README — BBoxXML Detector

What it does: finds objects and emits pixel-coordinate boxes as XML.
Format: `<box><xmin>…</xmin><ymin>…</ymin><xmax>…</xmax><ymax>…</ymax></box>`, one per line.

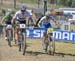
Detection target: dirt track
<box><xmin>0</xmin><ymin>36</ymin><xmax>75</xmax><ymax>61</ymax></box>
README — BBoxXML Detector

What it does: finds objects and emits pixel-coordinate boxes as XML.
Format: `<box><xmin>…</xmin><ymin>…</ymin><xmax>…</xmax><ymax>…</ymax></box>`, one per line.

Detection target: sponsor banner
<box><xmin>53</xmin><ymin>30</ymin><xmax>75</xmax><ymax>42</ymax></box>
<box><xmin>26</xmin><ymin>28</ymin><xmax>45</xmax><ymax>38</ymax></box>
<box><xmin>26</xmin><ymin>28</ymin><xmax>75</xmax><ymax>42</ymax></box>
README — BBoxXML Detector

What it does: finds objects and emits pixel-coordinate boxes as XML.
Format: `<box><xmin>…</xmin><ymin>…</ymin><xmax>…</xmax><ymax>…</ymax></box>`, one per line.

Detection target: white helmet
<box><xmin>45</xmin><ymin>11</ymin><xmax>51</xmax><ymax>17</ymax></box>
<box><xmin>6</xmin><ymin>9</ymin><xmax>12</xmax><ymax>15</ymax></box>
<box><xmin>21</xmin><ymin>3</ymin><xmax>27</xmax><ymax>11</ymax></box>
<box><xmin>7</xmin><ymin>9</ymin><xmax>12</xmax><ymax>12</ymax></box>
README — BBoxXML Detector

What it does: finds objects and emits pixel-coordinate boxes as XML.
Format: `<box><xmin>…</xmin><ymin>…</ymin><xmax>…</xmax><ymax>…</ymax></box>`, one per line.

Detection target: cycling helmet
<box><xmin>45</xmin><ymin>11</ymin><xmax>51</xmax><ymax>17</ymax></box>
<box><xmin>45</xmin><ymin>11</ymin><xmax>55</xmax><ymax>20</ymax></box>
<box><xmin>7</xmin><ymin>9</ymin><xmax>12</xmax><ymax>12</ymax></box>
<box><xmin>21</xmin><ymin>3</ymin><xmax>27</xmax><ymax>12</ymax></box>
<box><xmin>6</xmin><ymin>9</ymin><xmax>12</xmax><ymax>15</ymax></box>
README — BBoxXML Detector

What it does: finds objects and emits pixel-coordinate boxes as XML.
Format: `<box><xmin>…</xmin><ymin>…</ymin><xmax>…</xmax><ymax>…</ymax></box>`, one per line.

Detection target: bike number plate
<box><xmin>19</xmin><ymin>24</ymin><xmax>26</xmax><ymax>28</ymax></box>
<box><xmin>47</xmin><ymin>28</ymin><xmax>53</xmax><ymax>33</ymax></box>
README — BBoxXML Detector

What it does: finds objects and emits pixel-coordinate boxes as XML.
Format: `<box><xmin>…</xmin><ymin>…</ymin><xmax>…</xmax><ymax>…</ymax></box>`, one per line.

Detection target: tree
<box><xmin>50</xmin><ymin>0</ymin><xmax>55</xmax><ymax>4</ymax></box>
<box><xmin>14</xmin><ymin>0</ymin><xmax>16</xmax><ymax>9</ymax></box>
<box><xmin>44</xmin><ymin>0</ymin><xmax>47</xmax><ymax>15</ymax></box>
<box><xmin>71</xmin><ymin>0</ymin><xmax>75</xmax><ymax>7</ymax></box>
<box><xmin>37</xmin><ymin>0</ymin><xmax>40</xmax><ymax>8</ymax></box>
<box><xmin>0</xmin><ymin>0</ymin><xmax>3</xmax><ymax>5</ymax></box>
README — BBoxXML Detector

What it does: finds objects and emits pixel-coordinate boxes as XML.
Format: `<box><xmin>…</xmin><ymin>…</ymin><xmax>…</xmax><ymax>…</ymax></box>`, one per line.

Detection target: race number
<box><xmin>19</xmin><ymin>24</ymin><xmax>26</xmax><ymax>28</ymax></box>
<box><xmin>47</xmin><ymin>28</ymin><xmax>53</xmax><ymax>33</ymax></box>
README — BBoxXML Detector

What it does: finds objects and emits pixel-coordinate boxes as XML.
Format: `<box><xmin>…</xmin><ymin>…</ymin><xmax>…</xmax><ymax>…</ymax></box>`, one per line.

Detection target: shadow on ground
<box><xmin>25</xmin><ymin>51</ymin><xmax>75</xmax><ymax>57</ymax></box>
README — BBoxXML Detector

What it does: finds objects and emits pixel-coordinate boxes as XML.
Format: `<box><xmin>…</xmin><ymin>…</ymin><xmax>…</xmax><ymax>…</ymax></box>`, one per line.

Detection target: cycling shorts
<box><xmin>5</xmin><ymin>20</ymin><xmax>11</xmax><ymax>24</ymax></box>
<box><xmin>16</xmin><ymin>19</ymin><xmax>26</xmax><ymax>24</ymax></box>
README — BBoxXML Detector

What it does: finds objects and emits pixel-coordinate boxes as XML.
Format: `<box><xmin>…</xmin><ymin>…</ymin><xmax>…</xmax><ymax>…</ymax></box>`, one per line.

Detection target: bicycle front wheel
<box><xmin>48</xmin><ymin>37</ymin><xmax>55</xmax><ymax>55</ymax></box>
<box><xmin>22</xmin><ymin>31</ymin><xmax>26</xmax><ymax>55</ymax></box>
<box><xmin>7</xmin><ymin>30</ymin><xmax>12</xmax><ymax>47</ymax></box>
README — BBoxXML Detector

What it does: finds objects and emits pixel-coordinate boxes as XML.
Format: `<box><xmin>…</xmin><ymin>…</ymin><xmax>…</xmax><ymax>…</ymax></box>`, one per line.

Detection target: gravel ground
<box><xmin>0</xmin><ymin>37</ymin><xmax>75</xmax><ymax>61</ymax></box>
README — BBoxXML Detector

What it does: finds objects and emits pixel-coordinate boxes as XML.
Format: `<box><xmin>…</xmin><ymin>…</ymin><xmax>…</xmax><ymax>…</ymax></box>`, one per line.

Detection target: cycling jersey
<box><xmin>13</xmin><ymin>10</ymin><xmax>32</xmax><ymax>24</ymax></box>
<box><xmin>39</xmin><ymin>16</ymin><xmax>54</xmax><ymax>28</ymax></box>
<box><xmin>2</xmin><ymin>14</ymin><xmax>12</xmax><ymax>24</ymax></box>
<box><xmin>41</xmin><ymin>23</ymin><xmax>52</xmax><ymax>28</ymax></box>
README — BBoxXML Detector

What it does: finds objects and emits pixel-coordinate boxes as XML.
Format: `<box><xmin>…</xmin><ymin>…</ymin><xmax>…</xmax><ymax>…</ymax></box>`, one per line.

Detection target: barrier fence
<box><xmin>25</xmin><ymin>28</ymin><xmax>75</xmax><ymax>42</ymax></box>
<box><xmin>0</xmin><ymin>25</ymin><xmax>75</xmax><ymax>43</ymax></box>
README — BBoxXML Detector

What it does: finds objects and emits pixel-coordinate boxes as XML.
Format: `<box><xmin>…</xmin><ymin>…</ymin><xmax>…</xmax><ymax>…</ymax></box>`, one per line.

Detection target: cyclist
<box><xmin>11</xmin><ymin>4</ymin><xmax>34</xmax><ymax>42</ymax></box>
<box><xmin>1</xmin><ymin>9</ymin><xmax>13</xmax><ymax>40</ymax></box>
<box><xmin>38</xmin><ymin>11</ymin><xmax>56</xmax><ymax>52</ymax></box>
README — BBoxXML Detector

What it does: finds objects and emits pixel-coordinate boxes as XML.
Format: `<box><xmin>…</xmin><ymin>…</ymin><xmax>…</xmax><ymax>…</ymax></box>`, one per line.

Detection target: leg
<box><xmin>48</xmin><ymin>33</ymin><xmax>55</xmax><ymax>55</ymax></box>
<box><xmin>15</xmin><ymin>26</ymin><xmax>19</xmax><ymax>41</ymax></box>
<box><xmin>42</xmin><ymin>32</ymin><xmax>48</xmax><ymax>52</ymax></box>
<box><xmin>48</xmin><ymin>33</ymin><xmax>52</xmax><ymax>55</ymax></box>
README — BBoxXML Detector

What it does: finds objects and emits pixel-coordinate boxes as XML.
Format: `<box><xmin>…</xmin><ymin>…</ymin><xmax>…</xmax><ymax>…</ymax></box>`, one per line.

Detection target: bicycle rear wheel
<box><xmin>22</xmin><ymin>31</ymin><xmax>26</xmax><ymax>55</ymax></box>
<box><xmin>7</xmin><ymin>30</ymin><xmax>12</xmax><ymax>47</ymax></box>
<box><xmin>18</xmin><ymin>30</ymin><xmax>26</xmax><ymax>55</ymax></box>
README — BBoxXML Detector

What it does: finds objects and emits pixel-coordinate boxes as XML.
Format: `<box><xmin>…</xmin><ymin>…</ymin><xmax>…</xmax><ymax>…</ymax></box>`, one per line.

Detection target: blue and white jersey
<box><xmin>39</xmin><ymin>16</ymin><xmax>54</xmax><ymax>24</ymax></box>
<box><xmin>38</xmin><ymin>16</ymin><xmax>55</xmax><ymax>28</ymax></box>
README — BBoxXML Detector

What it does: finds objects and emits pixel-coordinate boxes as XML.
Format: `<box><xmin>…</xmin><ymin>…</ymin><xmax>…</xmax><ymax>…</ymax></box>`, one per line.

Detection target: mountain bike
<box><xmin>18</xmin><ymin>23</ymin><xmax>26</xmax><ymax>55</ymax></box>
<box><xmin>47</xmin><ymin>28</ymin><xmax>55</xmax><ymax>55</ymax></box>
<box><xmin>42</xmin><ymin>28</ymin><xmax>55</xmax><ymax>55</ymax></box>
<box><xmin>6</xmin><ymin>24</ymin><xmax>13</xmax><ymax>47</ymax></box>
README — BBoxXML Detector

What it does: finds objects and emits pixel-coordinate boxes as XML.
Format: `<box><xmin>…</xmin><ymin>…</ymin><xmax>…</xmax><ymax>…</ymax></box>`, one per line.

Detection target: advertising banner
<box><xmin>26</xmin><ymin>28</ymin><xmax>75</xmax><ymax>42</ymax></box>
<box><xmin>26</xmin><ymin>28</ymin><xmax>45</xmax><ymax>38</ymax></box>
<box><xmin>53</xmin><ymin>30</ymin><xmax>75</xmax><ymax>42</ymax></box>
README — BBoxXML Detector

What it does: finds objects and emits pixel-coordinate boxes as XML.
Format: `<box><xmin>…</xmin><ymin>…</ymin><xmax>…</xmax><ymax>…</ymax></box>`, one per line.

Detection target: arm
<box><xmin>38</xmin><ymin>16</ymin><xmax>45</xmax><ymax>27</ymax></box>
<box><xmin>50</xmin><ymin>16</ymin><xmax>58</xmax><ymax>25</ymax></box>
<box><xmin>1</xmin><ymin>15</ymin><xmax>8</xmax><ymax>24</ymax></box>
<box><xmin>27</xmin><ymin>10</ymin><xmax>34</xmax><ymax>26</ymax></box>
<box><xmin>38</xmin><ymin>19</ymin><xmax>42</xmax><ymax>27</ymax></box>
<box><xmin>28</xmin><ymin>16</ymin><xmax>34</xmax><ymax>25</ymax></box>
<box><xmin>11</xmin><ymin>11</ymin><xmax>18</xmax><ymax>24</ymax></box>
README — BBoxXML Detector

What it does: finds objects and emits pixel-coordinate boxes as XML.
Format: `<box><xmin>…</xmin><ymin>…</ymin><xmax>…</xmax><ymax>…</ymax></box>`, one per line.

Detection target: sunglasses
<box><xmin>21</xmin><ymin>10</ymin><xmax>26</xmax><ymax>12</ymax></box>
